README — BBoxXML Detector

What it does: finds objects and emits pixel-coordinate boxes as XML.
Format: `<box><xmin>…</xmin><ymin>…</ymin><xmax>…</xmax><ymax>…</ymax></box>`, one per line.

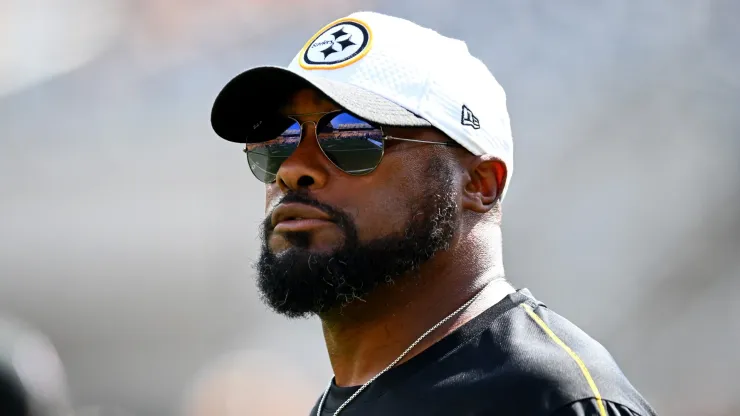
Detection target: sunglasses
<box><xmin>243</xmin><ymin>110</ymin><xmax>461</xmax><ymax>183</ymax></box>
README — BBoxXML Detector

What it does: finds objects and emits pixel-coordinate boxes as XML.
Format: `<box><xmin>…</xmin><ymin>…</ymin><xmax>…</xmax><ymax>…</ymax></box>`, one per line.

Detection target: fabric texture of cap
<box><xmin>210</xmin><ymin>11</ymin><xmax>514</xmax><ymax>199</ymax></box>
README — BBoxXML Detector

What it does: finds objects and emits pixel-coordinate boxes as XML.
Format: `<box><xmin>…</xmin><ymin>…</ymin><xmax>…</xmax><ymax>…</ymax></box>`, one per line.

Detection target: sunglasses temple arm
<box><xmin>384</xmin><ymin>136</ymin><xmax>464</xmax><ymax>147</ymax></box>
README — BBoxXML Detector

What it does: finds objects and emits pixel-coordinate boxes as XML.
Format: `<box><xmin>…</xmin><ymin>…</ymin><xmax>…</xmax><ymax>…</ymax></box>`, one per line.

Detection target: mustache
<box><xmin>263</xmin><ymin>191</ymin><xmax>352</xmax><ymax>232</ymax></box>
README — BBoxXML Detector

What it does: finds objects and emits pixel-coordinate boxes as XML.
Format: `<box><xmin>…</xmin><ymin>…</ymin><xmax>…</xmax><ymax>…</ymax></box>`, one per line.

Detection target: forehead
<box><xmin>278</xmin><ymin>88</ymin><xmax>338</xmax><ymax>115</ymax></box>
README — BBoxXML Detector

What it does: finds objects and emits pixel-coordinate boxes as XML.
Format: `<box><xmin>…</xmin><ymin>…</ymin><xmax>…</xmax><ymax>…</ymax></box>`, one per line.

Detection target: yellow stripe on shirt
<box><xmin>520</xmin><ymin>303</ymin><xmax>607</xmax><ymax>416</ymax></box>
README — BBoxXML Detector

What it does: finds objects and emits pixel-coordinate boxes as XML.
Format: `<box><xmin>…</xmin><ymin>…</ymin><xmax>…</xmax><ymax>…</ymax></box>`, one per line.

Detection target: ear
<box><xmin>461</xmin><ymin>157</ymin><xmax>507</xmax><ymax>214</ymax></box>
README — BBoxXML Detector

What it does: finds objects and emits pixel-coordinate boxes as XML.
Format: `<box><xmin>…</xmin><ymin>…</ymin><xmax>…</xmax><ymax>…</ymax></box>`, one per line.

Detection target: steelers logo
<box><xmin>299</xmin><ymin>18</ymin><xmax>372</xmax><ymax>69</ymax></box>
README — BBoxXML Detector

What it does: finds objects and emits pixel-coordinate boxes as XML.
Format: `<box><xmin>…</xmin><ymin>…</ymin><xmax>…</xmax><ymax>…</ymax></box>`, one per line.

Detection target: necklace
<box><xmin>315</xmin><ymin>286</ymin><xmax>488</xmax><ymax>416</ymax></box>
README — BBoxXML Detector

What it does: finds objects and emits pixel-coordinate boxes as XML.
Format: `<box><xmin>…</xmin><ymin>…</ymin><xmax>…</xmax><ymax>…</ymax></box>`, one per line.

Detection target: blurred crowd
<box><xmin>1</xmin><ymin>0</ymin><xmax>739</xmax><ymax>415</ymax></box>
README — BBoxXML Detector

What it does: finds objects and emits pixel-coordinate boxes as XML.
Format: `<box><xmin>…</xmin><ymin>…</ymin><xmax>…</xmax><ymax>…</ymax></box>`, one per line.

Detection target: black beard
<box><xmin>255</xmin><ymin>159</ymin><xmax>458</xmax><ymax>318</ymax></box>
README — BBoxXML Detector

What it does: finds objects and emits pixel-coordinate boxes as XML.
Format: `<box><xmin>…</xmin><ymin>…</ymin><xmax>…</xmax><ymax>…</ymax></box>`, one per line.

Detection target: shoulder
<box><xmin>550</xmin><ymin>398</ymin><xmax>652</xmax><ymax>416</ymax></box>
<box><xmin>465</xmin><ymin>289</ymin><xmax>657</xmax><ymax>415</ymax></box>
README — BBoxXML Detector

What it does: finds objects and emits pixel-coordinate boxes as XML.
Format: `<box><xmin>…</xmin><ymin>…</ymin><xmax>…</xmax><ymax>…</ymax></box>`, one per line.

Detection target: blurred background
<box><xmin>0</xmin><ymin>0</ymin><xmax>738</xmax><ymax>415</ymax></box>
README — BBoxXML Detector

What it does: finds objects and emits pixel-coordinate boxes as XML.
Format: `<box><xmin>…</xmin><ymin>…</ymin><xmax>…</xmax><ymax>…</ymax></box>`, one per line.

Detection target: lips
<box><xmin>271</xmin><ymin>203</ymin><xmax>334</xmax><ymax>232</ymax></box>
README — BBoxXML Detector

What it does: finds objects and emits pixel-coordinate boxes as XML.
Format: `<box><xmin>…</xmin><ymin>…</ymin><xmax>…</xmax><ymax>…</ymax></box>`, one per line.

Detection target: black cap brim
<box><xmin>210</xmin><ymin>66</ymin><xmax>430</xmax><ymax>143</ymax></box>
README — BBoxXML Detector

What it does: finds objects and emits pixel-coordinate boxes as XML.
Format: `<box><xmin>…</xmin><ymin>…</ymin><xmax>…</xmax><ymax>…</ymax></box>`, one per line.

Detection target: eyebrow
<box><xmin>285</xmin><ymin>110</ymin><xmax>339</xmax><ymax>117</ymax></box>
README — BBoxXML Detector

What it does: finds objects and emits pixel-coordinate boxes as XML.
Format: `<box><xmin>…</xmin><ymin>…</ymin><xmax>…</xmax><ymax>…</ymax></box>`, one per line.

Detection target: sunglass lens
<box><xmin>245</xmin><ymin>117</ymin><xmax>300</xmax><ymax>183</ymax></box>
<box><xmin>317</xmin><ymin>112</ymin><xmax>384</xmax><ymax>175</ymax></box>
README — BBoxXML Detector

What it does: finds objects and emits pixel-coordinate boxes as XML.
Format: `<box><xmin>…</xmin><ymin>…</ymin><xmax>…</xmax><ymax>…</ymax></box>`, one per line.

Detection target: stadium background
<box><xmin>1</xmin><ymin>0</ymin><xmax>738</xmax><ymax>415</ymax></box>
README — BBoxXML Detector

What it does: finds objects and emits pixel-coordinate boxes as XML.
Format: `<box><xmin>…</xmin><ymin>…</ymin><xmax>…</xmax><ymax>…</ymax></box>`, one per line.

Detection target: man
<box><xmin>209</xmin><ymin>11</ymin><xmax>657</xmax><ymax>416</ymax></box>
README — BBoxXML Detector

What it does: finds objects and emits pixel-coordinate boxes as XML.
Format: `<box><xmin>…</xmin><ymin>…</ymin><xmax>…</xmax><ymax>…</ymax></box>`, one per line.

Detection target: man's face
<box><xmin>256</xmin><ymin>88</ymin><xmax>462</xmax><ymax>318</ymax></box>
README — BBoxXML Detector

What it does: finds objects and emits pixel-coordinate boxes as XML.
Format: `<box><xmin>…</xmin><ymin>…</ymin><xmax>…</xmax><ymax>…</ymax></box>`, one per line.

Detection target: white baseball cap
<box><xmin>211</xmin><ymin>11</ymin><xmax>514</xmax><ymax>199</ymax></box>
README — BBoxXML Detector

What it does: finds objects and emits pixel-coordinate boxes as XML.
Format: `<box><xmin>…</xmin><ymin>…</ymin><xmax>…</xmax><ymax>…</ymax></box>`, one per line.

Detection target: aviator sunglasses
<box><xmin>244</xmin><ymin>110</ymin><xmax>462</xmax><ymax>183</ymax></box>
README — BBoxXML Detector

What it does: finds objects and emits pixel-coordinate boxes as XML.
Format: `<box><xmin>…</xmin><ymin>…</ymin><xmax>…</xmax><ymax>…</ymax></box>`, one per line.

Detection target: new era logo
<box><xmin>461</xmin><ymin>105</ymin><xmax>480</xmax><ymax>129</ymax></box>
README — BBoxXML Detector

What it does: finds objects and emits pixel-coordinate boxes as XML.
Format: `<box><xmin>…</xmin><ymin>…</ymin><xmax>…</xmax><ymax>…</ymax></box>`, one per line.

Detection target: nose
<box><xmin>274</xmin><ymin>122</ymin><xmax>330</xmax><ymax>192</ymax></box>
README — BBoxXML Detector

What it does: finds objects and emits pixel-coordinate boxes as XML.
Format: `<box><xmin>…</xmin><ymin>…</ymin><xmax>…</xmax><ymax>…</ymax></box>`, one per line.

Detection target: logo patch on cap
<box><xmin>299</xmin><ymin>18</ymin><xmax>372</xmax><ymax>70</ymax></box>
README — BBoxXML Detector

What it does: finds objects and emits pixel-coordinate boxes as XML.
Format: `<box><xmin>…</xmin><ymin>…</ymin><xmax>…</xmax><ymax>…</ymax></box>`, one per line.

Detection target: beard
<box><xmin>255</xmin><ymin>158</ymin><xmax>458</xmax><ymax>318</ymax></box>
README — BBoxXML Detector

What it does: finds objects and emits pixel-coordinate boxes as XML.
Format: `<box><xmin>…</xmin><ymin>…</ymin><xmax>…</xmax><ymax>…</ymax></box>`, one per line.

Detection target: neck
<box><xmin>319</xmin><ymin>230</ymin><xmax>506</xmax><ymax>387</ymax></box>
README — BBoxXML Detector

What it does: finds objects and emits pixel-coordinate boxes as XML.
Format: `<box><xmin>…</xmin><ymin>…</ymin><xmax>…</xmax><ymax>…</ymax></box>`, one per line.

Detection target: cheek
<box><xmin>264</xmin><ymin>184</ymin><xmax>280</xmax><ymax>214</ymax></box>
<box><xmin>354</xmin><ymin>194</ymin><xmax>410</xmax><ymax>240</ymax></box>
<box><xmin>341</xmin><ymin>163</ymin><xmax>422</xmax><ymax>241</ymax></box>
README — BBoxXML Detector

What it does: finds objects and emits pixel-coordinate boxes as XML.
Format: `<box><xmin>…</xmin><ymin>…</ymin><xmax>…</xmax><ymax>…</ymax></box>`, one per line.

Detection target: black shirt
<box><xmin>310</xmin><ymin>289</ymin><xmax>657</xmax><ymax>416</ymax></box>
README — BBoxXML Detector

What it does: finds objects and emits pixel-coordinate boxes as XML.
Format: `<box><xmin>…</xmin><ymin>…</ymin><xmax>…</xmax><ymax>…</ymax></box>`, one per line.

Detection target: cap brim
<box><xmin>211</xmin><ymin>66</ymin><xmax>431</xmax><ymax>143</ymax></box>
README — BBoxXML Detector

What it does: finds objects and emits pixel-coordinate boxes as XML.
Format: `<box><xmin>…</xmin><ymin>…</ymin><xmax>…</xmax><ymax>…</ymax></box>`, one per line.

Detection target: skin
<box><xmin>264</xmin><ymin>88</ymin><xmax>508</xmax><ymax>387</ymax></box>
